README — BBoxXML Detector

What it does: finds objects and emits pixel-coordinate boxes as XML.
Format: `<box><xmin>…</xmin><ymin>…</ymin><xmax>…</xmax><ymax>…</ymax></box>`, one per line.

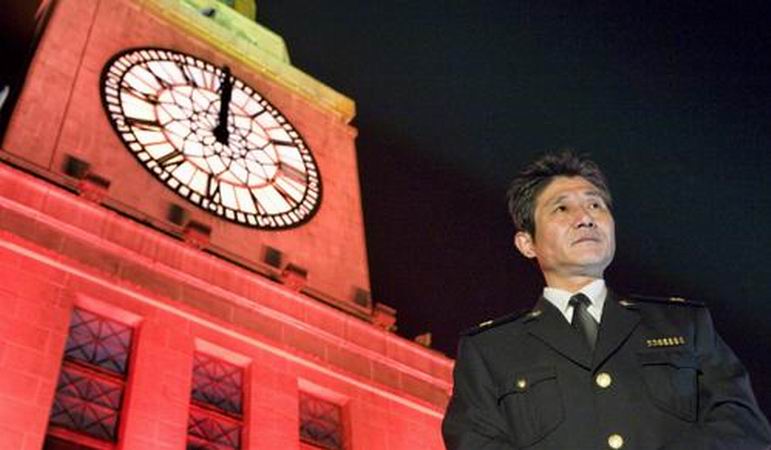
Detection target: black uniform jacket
<box><xmin>442</xmin><ymin>292</ymin><xmax>771</xmax><ymax>449</ymax></box>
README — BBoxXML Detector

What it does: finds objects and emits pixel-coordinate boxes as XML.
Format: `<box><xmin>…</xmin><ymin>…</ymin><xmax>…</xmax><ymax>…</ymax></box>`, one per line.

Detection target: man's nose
<box><xmin>575</xmin><ymin>208</ymin><xmax>596</xmax><ymax>228</ymax></box>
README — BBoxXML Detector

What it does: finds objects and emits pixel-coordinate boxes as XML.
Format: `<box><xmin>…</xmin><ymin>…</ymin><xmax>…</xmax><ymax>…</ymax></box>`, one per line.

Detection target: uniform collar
<box><xmin>542</xmin><ymin>279</ymin><xmax>607</xmax><ymax>324</ymax></box>
<box><xmin>525</xmin><ymin>290</ymin><xmax>642</xmax><ymax>370</ymax></box>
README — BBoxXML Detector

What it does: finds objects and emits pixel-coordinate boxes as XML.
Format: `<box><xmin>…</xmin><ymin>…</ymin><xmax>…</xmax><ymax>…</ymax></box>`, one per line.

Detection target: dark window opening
<box><xmin>46</xmin><ymin>308</ymin><xmax>134</xmax><ymax>448</ymax></box>
<box><xmin>299</xmin><ymin>392</ymin><xmax>345</xmax><ymax>450</ymax></box>
<box><xmin>187</xmin><ymin>352</ymin><xmax>245</xmax><ymax>449</ymax></box>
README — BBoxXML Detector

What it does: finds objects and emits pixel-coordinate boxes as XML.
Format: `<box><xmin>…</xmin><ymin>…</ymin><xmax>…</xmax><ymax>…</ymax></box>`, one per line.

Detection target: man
<box><xmin>442</xmin><ymin>151</ymin><xmax>771</xmax><ymax>449</ymax></box>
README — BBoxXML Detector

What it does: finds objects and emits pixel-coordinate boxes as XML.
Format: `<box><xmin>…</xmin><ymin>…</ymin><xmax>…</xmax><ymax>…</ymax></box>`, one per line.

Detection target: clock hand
<box><xmin>213</xmin><ymin>65</ymin><xmax>233</xmax><ymax>145</ymax></box>
<box><xmin>268</xmin><ymin>139</ymin><xmax>294</xmax><ymax>147</ymax></box>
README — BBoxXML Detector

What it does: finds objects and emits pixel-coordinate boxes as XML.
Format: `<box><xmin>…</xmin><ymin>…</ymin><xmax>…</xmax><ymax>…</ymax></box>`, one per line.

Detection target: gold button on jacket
<box><xmin>608</xmin><ymin>433</ymin><xmax>624</xmax><ymax>449</ymax></box>
<box><xmin>596</xmin><ymin>372</ymin><xmax>612</xmax><ymax>388</ymax></box>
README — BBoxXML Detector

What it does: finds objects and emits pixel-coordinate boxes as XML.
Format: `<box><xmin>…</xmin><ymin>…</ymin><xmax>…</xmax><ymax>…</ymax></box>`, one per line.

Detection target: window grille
<box><xmin>299</xmin><ymin>392</ymin><xmax>344</xmax><ymax>450</ymax></box>
<box><xmin>187</xmin><ymin>352</ymin><xmax>244</xmax><ymax>449</ymax></box>
<box><xmin>47</xmin><ymin>308</ymin><xmax>134</xmax><ymax>447</ymax></box>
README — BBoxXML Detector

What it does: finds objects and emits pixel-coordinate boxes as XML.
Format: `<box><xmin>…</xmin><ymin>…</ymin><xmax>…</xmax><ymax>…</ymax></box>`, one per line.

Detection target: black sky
<box><xmin>3</xmin><ymin>0</ymin><xmax>771</xmax><ymax>414</ymax></box>
<box><xmin>257</xmin><ymin>1</ymin><xmax>771</xmax><ymax>414</ymax></box>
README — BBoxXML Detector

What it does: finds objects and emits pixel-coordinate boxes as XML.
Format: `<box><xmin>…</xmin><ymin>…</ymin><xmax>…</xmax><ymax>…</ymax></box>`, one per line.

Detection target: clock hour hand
<box><xmin>213</xmin><ymin>65</ymin><xmax>233</xmax><ymax>145</ymax></box>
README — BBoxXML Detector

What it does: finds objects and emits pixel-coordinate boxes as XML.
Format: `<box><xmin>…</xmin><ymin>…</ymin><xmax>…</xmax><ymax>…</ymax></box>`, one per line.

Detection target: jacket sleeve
<box><xmin>661</xmin><ymin>307</ymin><xmax>771</xmax><ymax>450</ymax></box>
<box><xmin>442</xmin><ymin>335</ymin><xmax>517</xmax><ymax>449</ymax></box>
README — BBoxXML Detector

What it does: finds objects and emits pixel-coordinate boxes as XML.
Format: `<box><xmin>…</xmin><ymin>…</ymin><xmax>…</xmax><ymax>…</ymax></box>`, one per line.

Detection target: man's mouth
<box><xmin>573</xmin><ymin>236</ymin><xmax>601</xmax><ymax>245</ymax></box>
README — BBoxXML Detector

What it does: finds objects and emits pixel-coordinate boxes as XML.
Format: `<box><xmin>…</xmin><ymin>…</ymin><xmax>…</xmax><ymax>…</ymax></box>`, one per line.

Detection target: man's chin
<box><xmin>571</xmin><ymin>248</ymin><xmax>611</xmax><ymax>262</ymax></box>
<box><xmin>572</xmin><ymin>255</ymin><xmax>613</xmax><ymax>272</ymax></box>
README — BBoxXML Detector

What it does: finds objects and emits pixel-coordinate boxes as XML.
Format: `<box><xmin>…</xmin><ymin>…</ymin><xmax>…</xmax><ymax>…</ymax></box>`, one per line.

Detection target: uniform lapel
<box><xmin>592</xmin><ymin>291</ymin><xmax>641</xmax><ymax>368</ymax></box>
<box><xmin>525</xmin><ymin>297</ymin><xmax>592</xmax><ymax>370</ymax></box>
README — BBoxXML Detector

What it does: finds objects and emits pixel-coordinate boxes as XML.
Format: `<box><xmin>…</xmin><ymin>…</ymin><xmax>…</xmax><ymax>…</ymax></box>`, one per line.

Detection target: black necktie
<box><xmin>569</xmin><ymin>293</ymin><xmax>598</xmax><ymax>351</ymax></box>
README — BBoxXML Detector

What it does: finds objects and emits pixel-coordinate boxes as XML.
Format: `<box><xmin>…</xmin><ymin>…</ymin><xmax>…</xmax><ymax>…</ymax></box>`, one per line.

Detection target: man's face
<box><xmin>514</xmin><ymin>176</ymin><xmax>616</xmax><ymax>284</ymax></box>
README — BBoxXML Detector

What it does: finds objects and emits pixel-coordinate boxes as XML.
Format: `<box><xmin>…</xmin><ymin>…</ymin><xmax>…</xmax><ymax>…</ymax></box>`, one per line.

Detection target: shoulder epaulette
<box><xmin>461</xmin><ymin>310</ymin><xmax>528</xmax><ymax>336</ymax></box>
<box><xmin>624</xmin><ymin>294</ymin><xmax>705</xmax><ymax>307</ymax></box>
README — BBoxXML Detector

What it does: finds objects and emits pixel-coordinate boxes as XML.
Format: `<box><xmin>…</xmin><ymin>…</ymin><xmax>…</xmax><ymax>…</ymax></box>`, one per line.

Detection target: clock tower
<box><xmin>2</xmin><ymin>0</ymin><xmax>371</xmax><ymax>313</ymax></box>
<box><xmin>0</xmin><ymin>1</ymin><xmax>451</xmax><ymax>449</ymax></box>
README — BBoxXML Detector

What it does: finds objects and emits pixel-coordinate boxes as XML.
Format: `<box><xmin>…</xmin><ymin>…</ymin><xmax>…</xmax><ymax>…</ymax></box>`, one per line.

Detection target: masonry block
<box><xmin>42</xmin><ymin>190</ymin><xmax>108</xmax><ymax>237</ymax></box>
<box><xmin>60</xmin><ymin>236</ymin><xmax>122</xmax><ymax>276</ymax></box>
<box><xmin>120</xmin><ymin>260</ymin><xmax>182</xmax><ymax>302</ymax></box>
<box><xmin>121</xmin><ymin>318</ymin><xmax>193</xmax><ymax>450</ymax></box>
<box><xmin>8</xmin><ymin>218</ymin><xmax>66</xmax><ymax>255</ymax></box>
<box><xmin>344</xmin><ymin>318</ymin><xmax>387</xmax><ymax>354</ymax></box>
<box><xmin>0</xmin><ymin>318</ymin><xmax>51</xmax><ymax>351</ymax></box>
<box><xmin>102</xmin><ymin>217</ymin><xmax>160</xmax><ymax>260</ymax></box>
<box><xmin>282</xmin><ymin>326</ymin><xmax>327</xmax><ymax>362</ymax></box>
<box><xmin>348</xmin><ymin>402</ymin><xmax>389</xmax><ymax>450</ymax></box>
<box><xmin>0</xmin><ymin>293</ymin><xmax>19</xmax><ymax>320</ymax></box>
<box><xmin>1</xmin><ymin>343</ymin><xmax>58</xmax><ymax>379</ymax></box>
<box><xmin>401</xmin><ymin>373</ymin><xmax>450</xmax><ymax>408</ymax></box>
<box><xmin>247</xmin><ymin>365</ymin><xmax>299</xmax><ymax>449</ymax></box>
<box><xmin>370</xmin><ymin>360</ymin><xmax>401</xmax><ymax>391</ymax></box>
<box><xmin>431</xmin><ymin>358</ymin><xmax>454</xmax><ymax>381</ymax></box>
<box><xmin>303</xmin><ymin>304</ymin><xmax>346</xmax><ymax>339</ymax></box>
<box><xmin>0</xmin><ymin>369</ymin><xmax>40</xmax><ymax>403</ymax></box>
<box><xmin>179</xmin><ymin>284</ymin><xmax>234</xmax><ymax>323</ymax></box>
<box><xmin>0</xmin><ymin>239</ymin><xmax>65</xmax><ymax>279</ymax></box>
<box><xmin>231</xmin><ymin>307</ymin><xmax>284</xmax><ymax>343</ymax></box>
<box><xmin>327</xmin><ymin>344</ymin><xmax>371</xmax><ymax>379</ymax></box>
<box><xmin>0</xmin><ymin>207</ymin><xmax>41</xmax><ymax>246</ymax></box>
<box><xmin>0</xmin><ymin>398</ymin><xmax>42</xmax><ymax>436</ymax></box>
<box><xmin>0</xmin><ymin>265</ymin><xmax>65</xmax><ymax>307</ymax></box>
<box><xmin>0</xmin><ymin>424</ymin><xmax>25</xmax><ymax>450</ymax></box>
<box><xmin>35</xmin><ymin>379</ymin><xmax>57</xmax><ymax>409</ymax></box>
<box><xmin>245</xmin><ymin>283</ymin><xmax>306</xmax><ymax>323</ymax></box>
<box><xmin>387</xmin><ymin>338</ymin><xmax>433</xmax><ymax>374</ymax></box>
<box><xmin>0</xmin><ymin>168</ymin><xmax>48</xmax><ymax>211</ymax></box>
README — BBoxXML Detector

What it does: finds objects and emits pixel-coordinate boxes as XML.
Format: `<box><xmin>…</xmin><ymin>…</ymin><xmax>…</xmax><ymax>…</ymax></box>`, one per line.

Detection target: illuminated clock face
<box><xmin>100</xmin><ymin>48</ymin><xmax>322</xmax><ymax>229</ymax></box>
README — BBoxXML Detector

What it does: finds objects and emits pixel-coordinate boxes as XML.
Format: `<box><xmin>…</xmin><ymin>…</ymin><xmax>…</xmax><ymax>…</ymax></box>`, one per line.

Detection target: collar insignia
<box><xmin>526</xmin><ymin>309</ymin><xmax>543</xmax><ymax>319</ymax></box>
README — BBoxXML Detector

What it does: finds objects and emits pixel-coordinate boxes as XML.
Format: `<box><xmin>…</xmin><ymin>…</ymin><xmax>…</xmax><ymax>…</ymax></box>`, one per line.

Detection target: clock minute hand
<box><xmin>213</xmin><ymin>65</ymin><xmax>233</xmax><ymax>145</ymax></box>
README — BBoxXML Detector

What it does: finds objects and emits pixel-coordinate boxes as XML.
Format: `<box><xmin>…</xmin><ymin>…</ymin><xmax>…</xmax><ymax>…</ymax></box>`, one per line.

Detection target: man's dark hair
<box><xmin>506</xmin><ymin>150</ymin><xmax>612</xmax><ymax>235</ymax></box>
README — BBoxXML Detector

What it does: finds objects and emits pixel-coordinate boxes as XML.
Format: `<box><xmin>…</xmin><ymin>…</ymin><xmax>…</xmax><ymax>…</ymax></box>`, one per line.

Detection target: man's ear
<box><xmin>514</xmin><ymin>231</ymin><xmax>537</xmax><ymax>259</ymax></box>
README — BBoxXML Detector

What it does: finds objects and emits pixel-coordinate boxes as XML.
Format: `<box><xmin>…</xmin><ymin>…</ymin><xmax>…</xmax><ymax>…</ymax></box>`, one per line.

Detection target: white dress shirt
<box><xmin>542</xmin><ymin>279</ymin><xmax>607</xmax><ymax>325</ymax></box>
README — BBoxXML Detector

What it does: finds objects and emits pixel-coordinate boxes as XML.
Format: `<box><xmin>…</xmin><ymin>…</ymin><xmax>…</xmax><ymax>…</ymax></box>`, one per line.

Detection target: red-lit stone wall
<box><xmin>0</xmin><ymin>0</ymin><xmax>454</xmax><ymax>448</ymax></box>
<box><xmin>2</xmin><ymin>0</ymin><xmax>371</xmax><ymax>308</ymax></box>
<box><xmin>0</xmin><ymin>163</ymin><xmax>451</xmax><ymax>449</ymax></box>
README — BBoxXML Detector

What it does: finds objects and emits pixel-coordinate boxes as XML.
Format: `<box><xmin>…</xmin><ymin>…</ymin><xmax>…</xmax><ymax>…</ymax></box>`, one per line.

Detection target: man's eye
<box><xmin>554</xmin><ymin>205</ymin><xmax>567</xmax><ymax>213</ymax></box>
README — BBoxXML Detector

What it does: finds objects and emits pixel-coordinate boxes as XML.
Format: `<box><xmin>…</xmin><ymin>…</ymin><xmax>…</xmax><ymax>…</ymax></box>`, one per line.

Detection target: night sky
<box><xmin>4</xmin><ymin>1</ymin><xmax>771</xmax><ymax>415</ymax></box>
<box><xmin>257</xmin><ymin>1</ymin><xmax>771</xmax><ymax>415</ymax></box>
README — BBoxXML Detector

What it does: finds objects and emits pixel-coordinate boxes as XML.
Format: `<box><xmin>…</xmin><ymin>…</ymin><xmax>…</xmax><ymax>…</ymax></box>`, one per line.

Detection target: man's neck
<box><xmin>543</xmin><ymin>274</ymin><xmax>603</xmax><ymax>293</ymax></box>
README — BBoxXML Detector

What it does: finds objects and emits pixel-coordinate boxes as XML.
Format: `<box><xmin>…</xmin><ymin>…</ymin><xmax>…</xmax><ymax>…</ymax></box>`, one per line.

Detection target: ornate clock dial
<box><xmin>100</xmin><ymin>48</ymin><xmax>322</xmax><ymax>229</ymax></box>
